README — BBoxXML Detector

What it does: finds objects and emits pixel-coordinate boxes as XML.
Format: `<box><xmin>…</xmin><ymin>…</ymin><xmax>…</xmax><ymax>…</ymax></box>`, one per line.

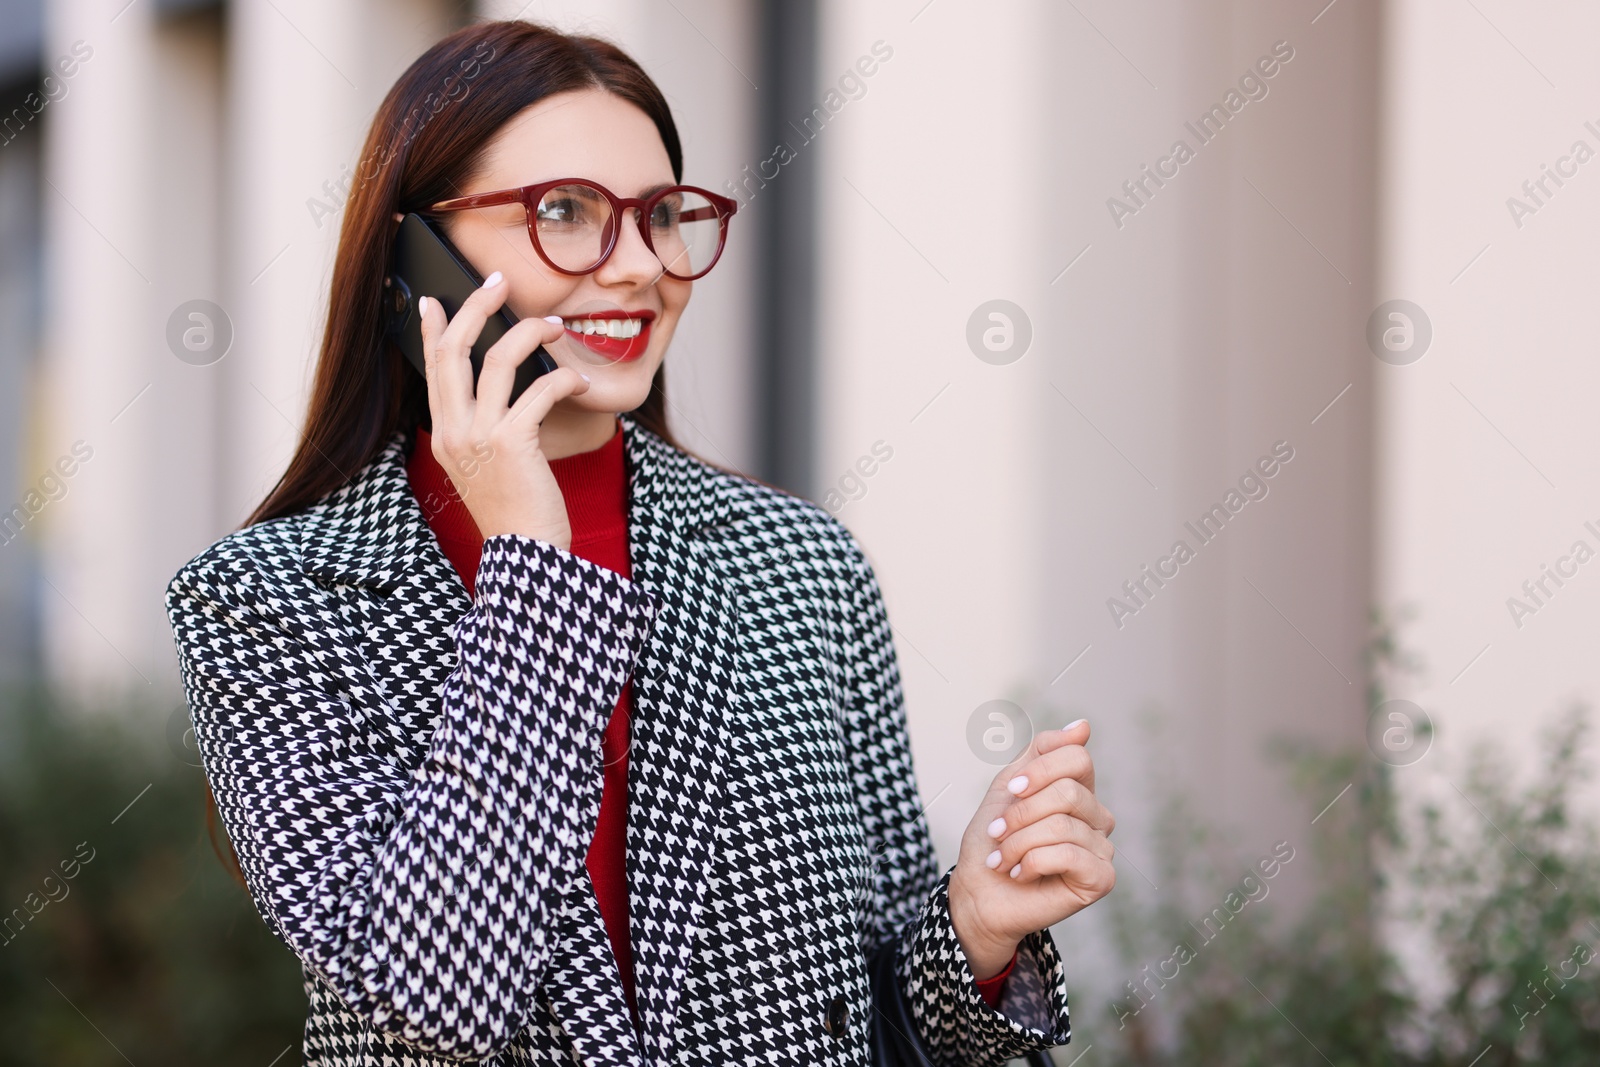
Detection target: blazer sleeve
<box><xmin>164</xmin><ymin>532</ymin><xmax>658</xmax><ymax>1060</ymax></box>
<box><xmin>836</xmin><ymin>536</ymin><xmax>1073</xmax><ymax>1066</ymax></box>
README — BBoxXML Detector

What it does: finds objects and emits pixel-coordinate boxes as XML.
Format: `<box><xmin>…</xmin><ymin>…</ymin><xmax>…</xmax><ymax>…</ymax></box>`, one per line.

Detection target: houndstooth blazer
<box><xmin>164</xmin><ymin>412</ymin><xmax>1073</xmax><ymax>1066</ymax></box>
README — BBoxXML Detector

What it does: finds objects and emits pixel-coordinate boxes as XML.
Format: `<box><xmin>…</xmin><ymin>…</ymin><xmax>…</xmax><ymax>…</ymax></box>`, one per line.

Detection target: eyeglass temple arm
<box><xmin>429</xmin><ymin>189</ymin><xmax>526</xmax><ymax>212</ymax></box>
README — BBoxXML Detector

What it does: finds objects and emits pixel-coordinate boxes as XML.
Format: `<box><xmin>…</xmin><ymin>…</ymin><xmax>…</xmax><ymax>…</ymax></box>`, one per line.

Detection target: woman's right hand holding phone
<box><xmin>416</xmin><ymin>272</ymin><xmax>589</xmax><ymax>552</ymax></box>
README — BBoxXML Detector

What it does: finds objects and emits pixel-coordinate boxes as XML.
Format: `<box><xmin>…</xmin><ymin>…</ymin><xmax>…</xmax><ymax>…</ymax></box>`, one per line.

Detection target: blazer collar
<box><xmin>299</xmin><ymin>411</ymin><xmax>747</xmax><ymax>592</ymax></box>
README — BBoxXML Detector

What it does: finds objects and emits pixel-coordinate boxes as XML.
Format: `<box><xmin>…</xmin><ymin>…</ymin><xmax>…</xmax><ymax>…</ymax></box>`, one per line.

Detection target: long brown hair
<box><xmin>211</xmin><ymin>21</ymin><xmax>693</xmax><ymax>889</ymax></box>
<box><xmin>246</xmin><ymin>19</ymin><xmax>684</xmax><ymax>528</ymax></box>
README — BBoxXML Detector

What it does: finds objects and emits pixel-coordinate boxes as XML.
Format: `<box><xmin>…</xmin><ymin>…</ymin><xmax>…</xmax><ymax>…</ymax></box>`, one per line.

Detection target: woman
<box><xmin>164</xmin><ymin>20</ymin><xmax>1115</xmax><ymax>1067</ymax></box>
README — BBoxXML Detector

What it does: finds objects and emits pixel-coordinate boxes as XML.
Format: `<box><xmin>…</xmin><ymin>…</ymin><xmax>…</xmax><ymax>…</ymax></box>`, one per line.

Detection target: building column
<box><xmin>39</xmin><ymin>0</ymin><xmax>161</xmax><ymax>699</ymax></box>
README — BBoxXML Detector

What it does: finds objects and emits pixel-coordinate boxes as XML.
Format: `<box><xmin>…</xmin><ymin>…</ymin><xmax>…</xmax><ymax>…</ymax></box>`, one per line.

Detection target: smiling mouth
<box><xmin>561</xmin><ymin>316</ymin><xmax>646</xmax><ymax>338</ymax></box>
<box><xmin>557</xmin><ymin>310</ymin><xmax>656</xmax><ymax>362</ymax></box>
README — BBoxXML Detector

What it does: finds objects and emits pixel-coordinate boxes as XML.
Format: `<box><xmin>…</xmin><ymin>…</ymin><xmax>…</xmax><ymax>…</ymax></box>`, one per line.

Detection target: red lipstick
<box><xmin>560</xmin><ymin>309</ymin><xmax>656</xmax><ymax>362</ymax></box>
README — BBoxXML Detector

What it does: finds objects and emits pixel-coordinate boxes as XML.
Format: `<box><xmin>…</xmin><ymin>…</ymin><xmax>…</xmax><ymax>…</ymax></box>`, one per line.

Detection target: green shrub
<box><xmin>0</xmin><ymin>681</ymin><xmax>304</xmax><ymax>1065</ymax></box>
<box><xmin>1404</xmin><ymin>707</ymin><xmax>1600</xmax><ymax>1065</ymax></box>
<box><xmin>1096</xmin><ymin>621</ymin><xmax>1600</xmax><ymax>1066</ymax></box>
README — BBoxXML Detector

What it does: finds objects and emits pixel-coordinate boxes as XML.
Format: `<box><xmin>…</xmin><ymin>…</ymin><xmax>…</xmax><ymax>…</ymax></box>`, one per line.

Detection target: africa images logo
<box><xmin>1105</xmin><ymin>40</ymin><xmax>1295</xmax><ymax>230</ymax></box>
<box><xmin>721</xmin><ymin>41</ymin><xmax>894</xmax><ymax>211</ymax></box>
<box><xmin>1106</xmin><ymin>441</ymin><xmax>1296</xmax><ymax>629</ymax></box>
<box><xmin>1504</xmin><ymin>522</ymin><xmax>1600</xmax><ymax>630</ymax></box>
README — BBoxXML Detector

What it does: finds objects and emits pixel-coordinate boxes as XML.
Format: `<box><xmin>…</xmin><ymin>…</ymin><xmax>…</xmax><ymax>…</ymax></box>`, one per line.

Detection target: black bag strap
<box><xmin>867</xmin><ymin>939</ymin><xmax>1058</xmax><ymax>1066</ymax></box>
<box><xmin>868</xmin><ymin>938</ymin><xmax>933</xmax><ymax>1066</ymax></box>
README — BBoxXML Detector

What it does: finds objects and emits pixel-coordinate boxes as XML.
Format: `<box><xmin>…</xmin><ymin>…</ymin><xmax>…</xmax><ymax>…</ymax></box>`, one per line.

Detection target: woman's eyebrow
<box><xmin>500</xmin><ymin>180</ymin><xmax>674</xmax><ymax>198</ymax></box>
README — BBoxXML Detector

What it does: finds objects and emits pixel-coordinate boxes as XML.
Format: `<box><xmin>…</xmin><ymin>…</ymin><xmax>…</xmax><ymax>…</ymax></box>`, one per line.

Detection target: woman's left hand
<box><xmin>946</xmin><ymin>719</ymin><xmax>1116</xmax><ymax>980</ymax></box>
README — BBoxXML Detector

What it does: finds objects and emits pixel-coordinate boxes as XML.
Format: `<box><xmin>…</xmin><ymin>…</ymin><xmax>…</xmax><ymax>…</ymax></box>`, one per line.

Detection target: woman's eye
<box><xmin>538</xmin><ymin>199</ymin><xmax>579</xmax><ymax>224</ymax></box>
<box><xmin>650</xmin><ymin>201</ymin><xmax>681</xmax><ymax>230</ymax></box>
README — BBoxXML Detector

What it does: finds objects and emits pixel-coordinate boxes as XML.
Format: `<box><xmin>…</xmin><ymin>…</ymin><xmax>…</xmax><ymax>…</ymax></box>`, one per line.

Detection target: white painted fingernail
<box><xmin>580</xmin><ymin>373</ymin><xmax>591</xmax><ymax>382</ymax></box>
<box><xmin>987</xmin><ymin>818</ymin><xmax>1006</xmax><ymax>838</ymax></box>
<box><xmin>1007</xmin><ymin>776</ymin><xmax>1028</xmax><ymax>795</ymax></box>
<box><xmin>543</xmin><ymin>315</ymin><xmax>564</xmax><ymax>324</ymax></box>
<box><xmin>416</xmin><ymin>296</ymin><xmax>429</xmax><ymax>317</ymax></box>
<box><xmin>985</xmin><ymin>850</ymin><xmax>1001</xmax><ymax>869</ymax></box>
<box><xmin>482</xmin><ymin>271</ymin><xmax>502</xmax><ymax>288</ymax></box>
<box><xmin>1009</xmin><ymin>864</ymin><xmax>1022</xmax><ymax>878</ymax></box>
<box><xmin>1066</xmin><ymin>718</ymin><xmax>1087</xmax><ymax>730</ymax></box>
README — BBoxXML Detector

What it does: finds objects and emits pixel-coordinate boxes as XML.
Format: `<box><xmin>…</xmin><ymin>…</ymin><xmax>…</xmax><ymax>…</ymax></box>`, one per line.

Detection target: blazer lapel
<box><xmin>294</xmin><ymin>431</ymin><xmax>474</xmax><ymax>761</ymax></box>
<box><xmin>618</xmin><ymin>414</ymin><xmax>747</xmax><ymax>1064</ymax></box>
<box><xmin>298</xmin><ymin>430</ymin><xmax>437</xmax><ymax>596</ymax></box>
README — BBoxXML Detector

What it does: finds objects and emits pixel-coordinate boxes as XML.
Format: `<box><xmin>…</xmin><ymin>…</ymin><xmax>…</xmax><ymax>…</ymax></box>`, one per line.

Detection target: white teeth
<box><xmin>562</xmin><ymin>317</ymin><xmax>644</xmax><ymax>338</ymax></box>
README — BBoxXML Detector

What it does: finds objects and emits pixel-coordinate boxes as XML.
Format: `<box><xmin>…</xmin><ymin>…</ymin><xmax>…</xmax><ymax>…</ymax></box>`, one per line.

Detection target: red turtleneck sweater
<box><xmin>405</xmin><ymin>419</ymin><xmax>1013</xmax><ymax>1017</ymax></box>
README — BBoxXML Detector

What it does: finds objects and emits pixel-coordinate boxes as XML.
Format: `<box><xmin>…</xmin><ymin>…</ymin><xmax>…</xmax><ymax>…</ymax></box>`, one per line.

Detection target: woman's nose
<box><xmin>597</xmin><ymin>207</ymin><xmax>667</xmax><ymax>286</ymax></box>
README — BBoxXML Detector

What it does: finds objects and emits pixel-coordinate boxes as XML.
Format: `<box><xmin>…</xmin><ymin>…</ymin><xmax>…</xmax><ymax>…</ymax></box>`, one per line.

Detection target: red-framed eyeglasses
<box><xmin>428</xmin><ymin>178</ymin><xmax>739</xmax><ymax>281</ymax></box>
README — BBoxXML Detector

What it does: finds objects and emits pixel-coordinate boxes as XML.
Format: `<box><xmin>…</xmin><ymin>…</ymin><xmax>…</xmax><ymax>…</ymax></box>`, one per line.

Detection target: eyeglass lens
<box><xmin>533</xmin><ymin>182</ymin><xmax>722</xmax><ymax>277</ymax></box>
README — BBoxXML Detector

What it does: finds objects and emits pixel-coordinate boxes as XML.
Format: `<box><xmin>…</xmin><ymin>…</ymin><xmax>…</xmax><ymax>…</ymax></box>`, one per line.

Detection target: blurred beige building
<box><xmin>3</xmin><ymin>0</ymin><xmax>1597</xmax><ymax>1009</ymax></box>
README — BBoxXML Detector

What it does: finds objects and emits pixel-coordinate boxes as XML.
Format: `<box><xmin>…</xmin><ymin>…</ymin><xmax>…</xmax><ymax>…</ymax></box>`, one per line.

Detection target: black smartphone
<box><xmin>383</xmin><ymin>212</ymin><xmax>558</xmax><ymax>409</ymax></box>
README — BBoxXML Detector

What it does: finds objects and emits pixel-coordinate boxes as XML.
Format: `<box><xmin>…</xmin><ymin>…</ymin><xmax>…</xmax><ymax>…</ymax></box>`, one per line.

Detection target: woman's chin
<box><xmin>551</xmin><ymin>370</ymin><xmax>656</xmax><ymax>418</ymax></box>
